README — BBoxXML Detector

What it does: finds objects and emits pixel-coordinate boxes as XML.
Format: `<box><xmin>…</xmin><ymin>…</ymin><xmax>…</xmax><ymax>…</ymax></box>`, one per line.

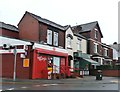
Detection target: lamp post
<box><xmin>13</xmin><ymin>46</ymin><xmax>17</xmax><ymax>81</ymax></box>
<box><xmin>2</xmin><ymin>44</ymin><xmax>17</xmax><ymax>81</ymax></box>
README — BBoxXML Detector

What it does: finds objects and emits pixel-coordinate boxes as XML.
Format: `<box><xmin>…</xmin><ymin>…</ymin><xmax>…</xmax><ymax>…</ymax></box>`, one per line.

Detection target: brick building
<box><xmin>17</xmin><ymin>11</ymin><xmax>70</xmax><ymax>79</ymax></box>
<box><xmin>72</xmin><ymin>21</ymin><xmax>113</xmax><ymax>65</ymax></box>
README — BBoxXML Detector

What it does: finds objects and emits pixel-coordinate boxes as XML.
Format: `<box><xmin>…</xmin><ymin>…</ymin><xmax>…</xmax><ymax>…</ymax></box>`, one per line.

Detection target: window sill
<box><xmin>77</xmin><ymin>50</ymin><xmax>82</xmax><ymax>52</ymax></box>
<box><xmin>67</xmin><ymin>47</ymin><xmax>72</xmax><ymax>50</ymax></box>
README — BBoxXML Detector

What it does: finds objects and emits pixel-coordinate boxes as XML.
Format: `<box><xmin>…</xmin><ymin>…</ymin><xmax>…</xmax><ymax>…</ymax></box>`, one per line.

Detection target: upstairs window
<box><xmin>94</xmin><ymin>28</ymin><xmax>98</xmax><ymax>39</ymax></box>
<box><xmin>53</xmin><ymin>32</ymin><xmax>58</xmax><ymax>46</ymax></box>
<box><xmin>67</xmin><ymin>34</ymin><xmax>73</xmax><ymax>48</ymax></box>
<box><xmin>104</xmin><ymin>48</ymin><xmax>108</xmax><ymax>56</ymax></box>
<box><xmin>67</xmin><ymin>37</ymin><xmax>72</xmax><ymax>48</ymax></box>
<box><xmin>94</xmin><ymin>43</ymin><xmax>98</xmax><ymax>53</ymax></box>
<box><xmin>47</xmin><ymin>29</ymin><xmax>52</xmax><ymax>45</ymax></box>
<box><xmin>77</xmin><ymin>39</ymin><xmax>81</xmax><ymax>51</ymax></box>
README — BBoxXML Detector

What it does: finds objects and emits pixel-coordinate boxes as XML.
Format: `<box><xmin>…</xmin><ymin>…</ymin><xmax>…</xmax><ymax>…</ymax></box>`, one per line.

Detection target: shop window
<box><xmin>53</xmin><ymin>57</ymin><xmax>60</xmax><ymax>73</ymax></box>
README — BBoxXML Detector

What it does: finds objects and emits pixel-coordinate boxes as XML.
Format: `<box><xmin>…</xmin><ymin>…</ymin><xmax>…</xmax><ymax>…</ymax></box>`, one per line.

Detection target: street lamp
<box><xmin>13</xmin><ymin>46</ymin><xmax>17</xmax><ymax>81</ymax></box>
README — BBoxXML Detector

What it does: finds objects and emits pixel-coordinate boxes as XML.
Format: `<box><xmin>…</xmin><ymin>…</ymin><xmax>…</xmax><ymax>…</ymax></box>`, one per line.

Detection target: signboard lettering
<box><xmin>37</xmin><ymin>56</ymin><xmax>47</xmax><ymax>61</ymax></box>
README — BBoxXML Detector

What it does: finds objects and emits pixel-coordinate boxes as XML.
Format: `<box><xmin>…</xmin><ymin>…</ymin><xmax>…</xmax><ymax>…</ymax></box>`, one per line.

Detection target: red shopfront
<box><xmin>32</xmin><ymin>47</ymin><xmax>69</xmax><ymax>79</ymax></box>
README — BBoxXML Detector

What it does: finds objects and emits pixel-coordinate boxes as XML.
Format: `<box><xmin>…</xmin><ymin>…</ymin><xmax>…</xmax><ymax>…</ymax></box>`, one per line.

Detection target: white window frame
<box><xmin>67</xmin><ymin>37</ymin><xmax>72</xmax><ymax>48</ymax></box>
<box><xmin>47</xmin><ymin>29</ymin><xmax>52</xmax><ymax>45</ymax></box>
<box><xmin>94</xmin><ymin>28</ymin><xmax>98</xmax><ymax>39</ymax></box>
<box><xmin>53</xmin><ymin>32</ymin><xmax>58</xmax><ymax>46</ymax></box>
<box><xmin>104</xmin><ymin>48</ymin><xmax>108</xmax><ymax>56</ymax></box>
<box><xmin>94</xmin><ymin>43</ymin><xmax>98</xmax><ymax>53</ymax></box>
<box><xmin>77</xmin><ymin>39</ymin><xmax>81</xmax><ymax>51</ymax></box>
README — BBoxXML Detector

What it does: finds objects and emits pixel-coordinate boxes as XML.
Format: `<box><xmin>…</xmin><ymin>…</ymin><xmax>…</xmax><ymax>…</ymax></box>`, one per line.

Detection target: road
<box><xmin>1</xmin><ymin>76</ymin><xmax>120</xmax><ymax>91</ymax></box>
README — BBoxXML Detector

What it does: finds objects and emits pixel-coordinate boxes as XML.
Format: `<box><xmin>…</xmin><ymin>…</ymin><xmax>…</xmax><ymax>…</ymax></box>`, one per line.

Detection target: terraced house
<box><xmin>65</xmin><ymin>25</ymin><xmax>99</xmax><ymax>76</ymax></box>
<box><xmin>72</xmin><ymin>21</ymin><xmax>113</xmax><ymax>66</ymax></box>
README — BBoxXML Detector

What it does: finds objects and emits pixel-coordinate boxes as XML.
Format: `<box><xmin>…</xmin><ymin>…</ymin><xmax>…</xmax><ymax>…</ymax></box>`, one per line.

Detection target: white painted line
<box><xmin>42</xmin><ymin>84</ymin><xmax>49</xmax><ymax>86</ymax></box>
<box><xmin>0</xmin><ymin>89</ymin><xmax>2</xmax><ymax>91</ymax></box>
<box><xmin>42</xmin><ymin>84</ymin><xmax>58</xmax><ymax>87</ymax></box>
<box><xmin>7</xmin><ymin>88</ymin><xmax>14</xmax><ymax>90</ymax></box>
<box><xmin>111</xmin><ymin>80</ymin><xmax>118</xmax><ymax>83</ymax></box>
<box><xmin>50</xmin><ymin>84</ymin><xmax>58</xmax><ymax>86</ymax></box>
<box><xmin>35</xmin><ymin>85</ymin><xmax>41</xmax><ymax>87</ymax></box>
<box><xmin>21</xmin><ymin>86</ymin><xmax>28</xmax><ymax>89</ymax></box>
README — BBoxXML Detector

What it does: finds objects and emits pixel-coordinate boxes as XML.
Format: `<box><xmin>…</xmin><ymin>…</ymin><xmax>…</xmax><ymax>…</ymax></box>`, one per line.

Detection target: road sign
<box><xmin>13</xmin><ymin>48</ymin><xmax>17</xmax><ymax>55</ymax></box>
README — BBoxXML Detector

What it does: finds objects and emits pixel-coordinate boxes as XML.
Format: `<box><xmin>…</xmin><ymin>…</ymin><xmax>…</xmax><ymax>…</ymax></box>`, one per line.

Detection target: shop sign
<box><xmin>23</xmin><ymin>59</ymin><xmax>29</xmax><ymax>67</ymax></box>
<box><xmin>37</xmin><ymin>56</ymin><xmax>47</xmax><ymax>61</ymax></box>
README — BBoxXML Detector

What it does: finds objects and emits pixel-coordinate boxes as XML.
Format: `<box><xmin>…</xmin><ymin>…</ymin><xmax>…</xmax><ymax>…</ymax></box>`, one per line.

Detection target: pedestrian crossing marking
<box><xmin>42</xmin><ymin>84</ymin><xmax>58</xmax><ymax>87</ymax></box>
<box><xmin>21</xmin><ymin>86</ymin><xmax>28</xmax><ymax>89</ymax></box>
<box><xmin>7</xmin><ymin>88</ymin><xmax>14</xmax><ymax>90</ymax></box>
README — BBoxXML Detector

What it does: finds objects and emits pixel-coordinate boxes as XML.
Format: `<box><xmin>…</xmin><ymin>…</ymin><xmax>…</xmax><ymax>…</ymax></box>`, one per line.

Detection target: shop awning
<box><xmin>82</xmin><ymin>58</ymin><xmax>100</xmax><ymax>65</ymax></box>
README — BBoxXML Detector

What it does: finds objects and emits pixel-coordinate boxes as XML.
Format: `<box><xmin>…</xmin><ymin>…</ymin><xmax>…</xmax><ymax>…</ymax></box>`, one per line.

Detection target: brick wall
<box><xmin>90</xmin><ymin>69</ymin><xmax>120</xmax><ymax>77</ymax></box>
<box><xmin>0</xmin><ymin>28</ymin><xmax>19</xmax><ymax>39</ymax></box>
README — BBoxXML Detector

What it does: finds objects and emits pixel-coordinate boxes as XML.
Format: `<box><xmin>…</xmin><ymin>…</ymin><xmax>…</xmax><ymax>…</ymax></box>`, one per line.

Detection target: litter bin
<box><xmin>96</xmin><ymin>70</ymin><xmax>102</xmax><ymax>80</ymax></box>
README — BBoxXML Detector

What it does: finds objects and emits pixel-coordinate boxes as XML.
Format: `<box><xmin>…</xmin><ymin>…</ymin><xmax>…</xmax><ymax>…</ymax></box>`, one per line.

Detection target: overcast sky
<box><xmin>0</xmin><ymin>0</ymin><xmax>118</xmax><ymax>44</ymax></box>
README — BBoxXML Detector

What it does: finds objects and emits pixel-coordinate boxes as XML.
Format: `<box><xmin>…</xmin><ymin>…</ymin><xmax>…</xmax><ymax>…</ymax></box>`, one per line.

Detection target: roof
<box><xmin>110</xmin><ymin>44</ymin><xmax>120</xmax><ymax>51</ymax></box>
<box><xmin>74</xmin><ymin>33</ymin><xmax>87</xmax><ymax>40</ymax></box>
<box><xmin>72</xmin><ymin>21</ymin><xmax>103</xmax><ymax>38</ymax></box>
<box><xmin>0</xmin><ymin>36</ymin><xmax>31</xmax><ymax>46</ymax></box>
<box><xmin>24</xmin><ymin>11</ymin><xmax>66</xmax><ymax>31</ymax></box>
<box><xmin>64</xmin><ymin>25</ymin><xmax>87</xmax><ymax>40</ymax></box>
<box><xmin>101</xmin><ymin>43</ymin><xmax>112</xmax><ymax>49</ymax></box>
<box><xmin>0</xmin><ymin>22</ymin><xmax>18</xmax><ymax>32</ymax></box>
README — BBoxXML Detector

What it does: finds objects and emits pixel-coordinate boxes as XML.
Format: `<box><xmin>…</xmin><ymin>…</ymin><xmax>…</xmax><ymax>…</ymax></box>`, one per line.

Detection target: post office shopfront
<box><xmin>32</xmin><ymin>43</ymin><xmax>69</xmax><ymax>79</ymax></box>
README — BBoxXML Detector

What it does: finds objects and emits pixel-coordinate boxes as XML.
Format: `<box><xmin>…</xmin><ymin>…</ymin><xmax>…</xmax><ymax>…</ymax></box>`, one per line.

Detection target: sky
<box><xmin>0</xmin><ymin>0</ymin><xmax>119</xmax><ymax>44</ymax></box>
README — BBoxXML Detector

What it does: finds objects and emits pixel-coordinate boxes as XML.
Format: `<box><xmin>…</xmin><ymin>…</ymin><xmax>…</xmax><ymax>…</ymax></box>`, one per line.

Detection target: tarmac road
<box><xmin>1</xmin><ymin>76</ymin><xmax>120</xmax><ymax>91</ymax></box>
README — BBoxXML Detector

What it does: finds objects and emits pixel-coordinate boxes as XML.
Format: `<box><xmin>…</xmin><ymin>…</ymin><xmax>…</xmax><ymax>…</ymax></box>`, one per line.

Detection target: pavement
<box><xmin>0</xmin><ymin>76</ymin><xmax>120</xmax><ymax>91</ymax></box>
<box><xmin>1</xmin><ymin>76</ymin><xmax>119</xmax><ymax>84</ymax></box>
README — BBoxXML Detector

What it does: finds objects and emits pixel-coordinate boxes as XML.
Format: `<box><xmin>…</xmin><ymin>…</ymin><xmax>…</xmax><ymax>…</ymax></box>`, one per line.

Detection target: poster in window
<box><xmin>23</xmin><ymin>59</ymin><xmax>29</xmax><ymax>67</ymax></box>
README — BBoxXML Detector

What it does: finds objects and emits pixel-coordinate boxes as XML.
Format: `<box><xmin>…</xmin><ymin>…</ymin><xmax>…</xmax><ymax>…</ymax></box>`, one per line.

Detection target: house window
<box><xmin>67</xmin><ymin>37</ymin><xmax>72</xmax><ymax>48</ymax></box>
<box><xmin>94</xmin><ymin>28</ymin><xmax>98</xmax><ymax>39</ymax></box>
<box><xmin>104</xmin><ymin>48</ymin><xmax>108</xmax><ymax>56</ymax></box>
<box><xmin>77</xmin><ymin>39</ymin><xmax>81</xmax><ymax>51</ymax></box>
<box><xmin>94</xmin><ymin>43</ymin><xmax>98</xmax><ymax>53</ymax></box>
<box><xmin>47</xmin><ymin>29</ymin><xmax>52</xmax><ymax>45</ymax></box>
<box><xmin>53</xmin><ymin>32</ymin><xmax>58</xmax><ymax>46</ymax></box>
<box><xmin>67</xmin><ymin>34</ymin><xmax>73</xmax><ymax>48</ymax></box>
